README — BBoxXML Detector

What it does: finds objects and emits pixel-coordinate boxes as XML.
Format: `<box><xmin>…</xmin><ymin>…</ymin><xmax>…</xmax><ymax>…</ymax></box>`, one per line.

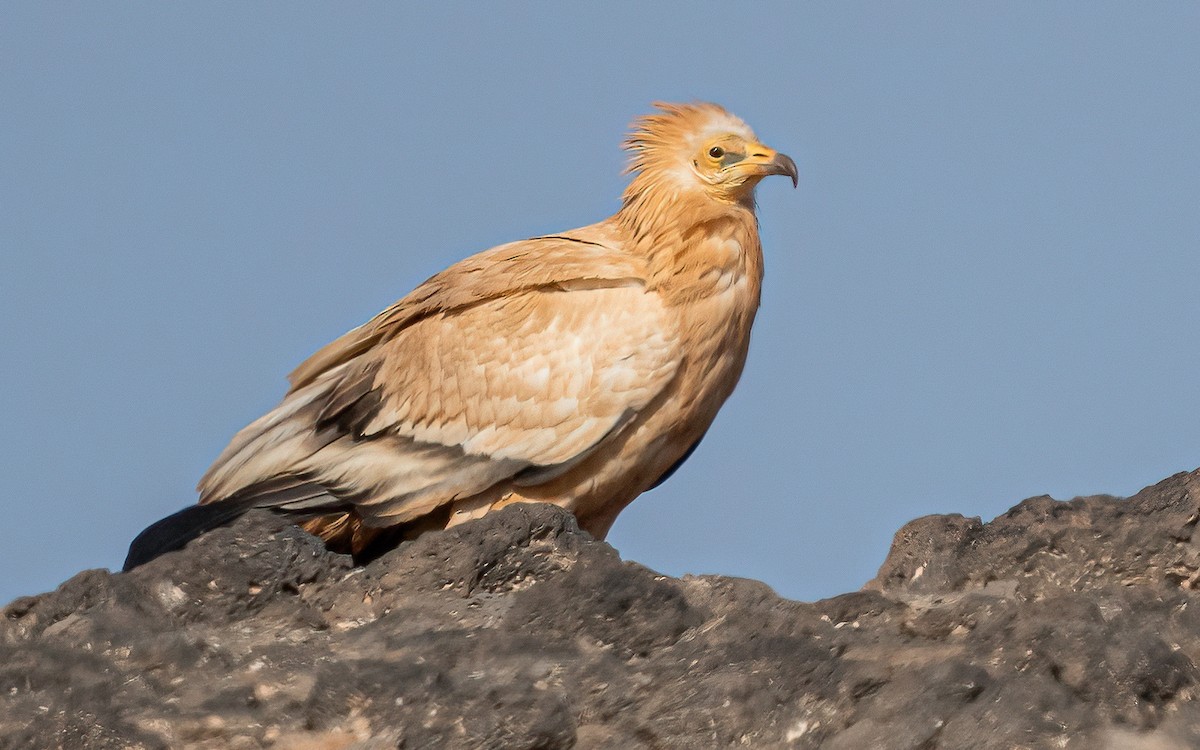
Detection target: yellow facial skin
<box><xmin>694</xmin><ymin>136</ymin><xmax>798</xmax><ymax>200</ymax></box>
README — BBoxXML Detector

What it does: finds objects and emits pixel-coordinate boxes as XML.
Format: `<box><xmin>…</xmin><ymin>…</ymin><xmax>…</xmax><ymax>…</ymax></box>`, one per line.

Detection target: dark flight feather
<box><xmin>122</xmin><ymin>479</ymin><xmax>343</xmax><ymax>570</ymax></box>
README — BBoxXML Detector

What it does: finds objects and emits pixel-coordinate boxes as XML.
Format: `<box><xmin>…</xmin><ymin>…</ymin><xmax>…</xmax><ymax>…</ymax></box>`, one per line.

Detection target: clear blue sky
<box><xmin>3</xmin><ymin>4</ymin><xmax>1198</xmax><ymax>605</ymax></box>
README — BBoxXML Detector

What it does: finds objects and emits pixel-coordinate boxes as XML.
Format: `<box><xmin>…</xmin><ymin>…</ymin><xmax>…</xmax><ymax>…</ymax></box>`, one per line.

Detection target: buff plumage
<box><xmin>124</xmin><ymin>102</ymin><xmax>796</xmax><ymax>569</ymax></box>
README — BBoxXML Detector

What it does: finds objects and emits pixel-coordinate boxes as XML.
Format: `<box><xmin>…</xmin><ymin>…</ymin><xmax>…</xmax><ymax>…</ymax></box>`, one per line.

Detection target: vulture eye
<box><xmin>708</xmin><ymin>146</ymin><xmax>725</xmax><ymax>159</ymax></box>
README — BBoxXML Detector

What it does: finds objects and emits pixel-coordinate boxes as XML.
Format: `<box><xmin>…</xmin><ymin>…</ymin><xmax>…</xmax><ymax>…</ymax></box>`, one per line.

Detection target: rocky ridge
<box><xmin>5</xmin><ymin>469</ymin><xmax>1200</xmax><ymax>748</ymax></box>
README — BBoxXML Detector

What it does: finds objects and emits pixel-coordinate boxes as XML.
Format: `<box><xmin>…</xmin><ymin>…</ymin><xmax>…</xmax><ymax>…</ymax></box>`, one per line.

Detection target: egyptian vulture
<box><xmin>124</xmin><ymin>102</ymin><xmax>797</xmax><ymax>570</ymax></box>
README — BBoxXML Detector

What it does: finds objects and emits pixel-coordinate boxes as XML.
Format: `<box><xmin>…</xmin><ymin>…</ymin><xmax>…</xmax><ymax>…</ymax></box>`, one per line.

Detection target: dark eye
<box><xmin>708</xmin><ymin>146</ymin><xmax>725</xmax><ymax>159</ymax></box>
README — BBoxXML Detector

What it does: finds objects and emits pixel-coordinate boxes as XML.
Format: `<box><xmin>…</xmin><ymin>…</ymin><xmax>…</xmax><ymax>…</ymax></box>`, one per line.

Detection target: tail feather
<box><xmin>122</xmin><ymin>480</ymin><xmax>345</xmax><ymax>571</ymax></box>
<box><xmin>123</xmin><ymin>498</ymin><xmax>262</xmax><ymax>571</ymax></box>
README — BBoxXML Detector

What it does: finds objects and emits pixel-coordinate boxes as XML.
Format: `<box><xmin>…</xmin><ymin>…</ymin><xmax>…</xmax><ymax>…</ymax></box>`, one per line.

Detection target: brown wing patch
<box><xmin>313</xmin><ymin>360</ymin><xmax>384</xmax><ymax>440</ymax></box>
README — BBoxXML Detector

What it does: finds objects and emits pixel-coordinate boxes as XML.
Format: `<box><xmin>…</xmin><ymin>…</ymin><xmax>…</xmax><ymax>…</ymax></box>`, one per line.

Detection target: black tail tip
<box><xmin>122</xmin><ymin>502</ymin><xmax>252</xmax><ymax>571</ymax></box>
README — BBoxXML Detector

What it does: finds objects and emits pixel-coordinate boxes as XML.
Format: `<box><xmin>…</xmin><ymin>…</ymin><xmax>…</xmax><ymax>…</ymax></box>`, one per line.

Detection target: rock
<box><xmin>4</xmin><ymin>471</ymin><xmax>1200</xmax><ymax>748</ymax></box>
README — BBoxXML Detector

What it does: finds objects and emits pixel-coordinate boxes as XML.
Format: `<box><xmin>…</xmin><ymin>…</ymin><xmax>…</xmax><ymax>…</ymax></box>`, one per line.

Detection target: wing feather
<box><xmin>365</xmin><ymin>283</ymin><xmax>677</xmax><ymax>466</ymax></box>
<box><xmin>199</xmin><ymin>230</ymin><xmax>678</xmax><ymax>526</ymax></box>
<box><xmin>288</xmin><ymin>225</ymin><xmax>641</xmax><ymax>390</ymax></box>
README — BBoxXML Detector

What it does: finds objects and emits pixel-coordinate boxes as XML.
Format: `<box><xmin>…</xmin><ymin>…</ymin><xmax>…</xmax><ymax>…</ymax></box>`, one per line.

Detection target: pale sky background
<box><xmin>3</xmin><ymin>4</ymin><xmax>1198</xmax><ymax>605</ymax></box>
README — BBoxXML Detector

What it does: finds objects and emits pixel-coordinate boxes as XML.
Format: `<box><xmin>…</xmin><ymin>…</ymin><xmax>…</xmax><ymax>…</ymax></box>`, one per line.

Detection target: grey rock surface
<box><xmin>5</xmin><ymin>469</ymin><xmax>1200</xmax><ymax>749</ymax></box>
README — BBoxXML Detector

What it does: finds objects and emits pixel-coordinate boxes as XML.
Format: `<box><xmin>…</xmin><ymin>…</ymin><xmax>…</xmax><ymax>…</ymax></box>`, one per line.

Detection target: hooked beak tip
<box><xmin>774</xmin><ymin>152</ymin><xmax>799</xmax><ymax>188</ymax></box>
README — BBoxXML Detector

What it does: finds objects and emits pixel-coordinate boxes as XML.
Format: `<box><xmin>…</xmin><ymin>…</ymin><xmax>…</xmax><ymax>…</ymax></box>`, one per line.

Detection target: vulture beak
<box><xmin>743</xmin><ymin>143</ymin><xmax>799</xmax><ymax>187</ymax></box>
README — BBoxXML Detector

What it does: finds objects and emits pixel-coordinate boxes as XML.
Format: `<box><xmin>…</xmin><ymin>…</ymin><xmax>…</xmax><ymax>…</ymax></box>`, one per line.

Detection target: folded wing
<box><xmin>197</xmin><ymin>234</ymin><xmax>679</xmax><ymax>527</ymax></box>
